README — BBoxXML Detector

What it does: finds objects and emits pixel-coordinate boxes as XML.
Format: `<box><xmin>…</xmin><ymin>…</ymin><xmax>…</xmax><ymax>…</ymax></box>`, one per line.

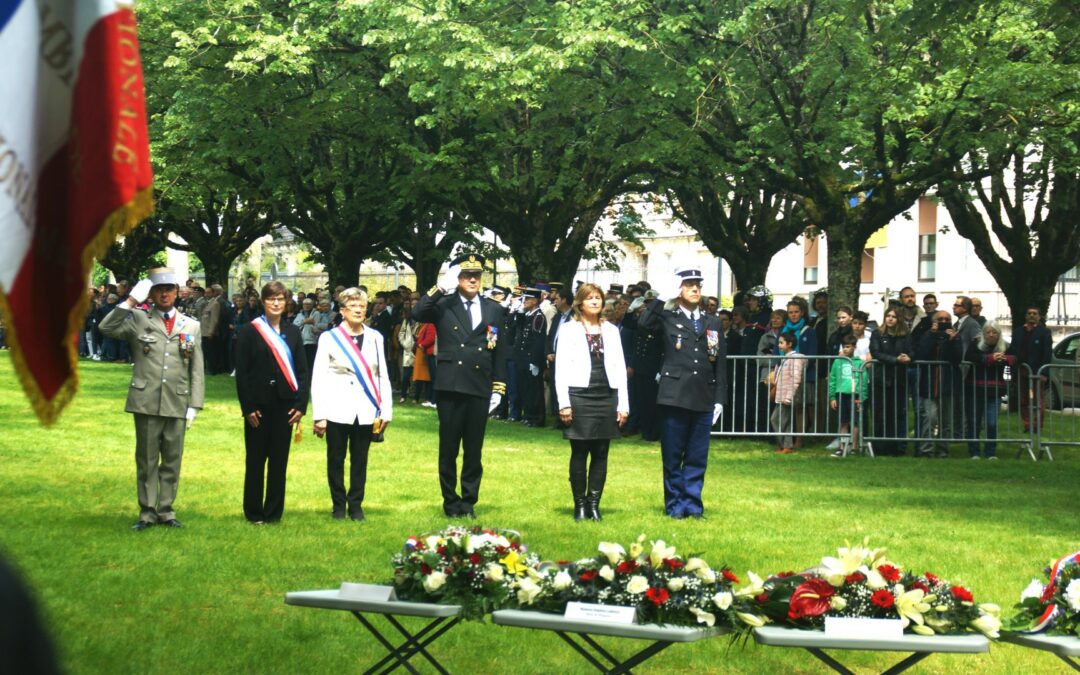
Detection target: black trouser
<box><xmin>516</xmin><ymin>361</ymin><xmax>543</xmax><ymax>424</ymax></box>
<box><xmin>243</xmin><ymin>398</ymin><xmax>294</xmax><ymax>522</ymax></box>
<box><xmin>304</xmin><ymin>344</ymin><xmax>317</xmax><ymax>380</ymax></box>
<box><xmin>569</xmin><ymin>440</ymin><xmax>609</xmax><ymax>494</ymax></box>
<box><xmin>436</xmin><ymin>391</ymin><xmax>489</xmax><ymax>513</ymax></box>
<box><xmin>635</xmin><ymin>370</ymin><xmax>660</xmax><ymax>440</ymax></box>
<box><xmin>873</xmin><ymin>376</ymin><xmax>908</xmax><ymax>456</ymax></box>
<box><xmin>326</xmin><ymin>419</ymin><xmax>373</xmax><ymax>515</ymax></box>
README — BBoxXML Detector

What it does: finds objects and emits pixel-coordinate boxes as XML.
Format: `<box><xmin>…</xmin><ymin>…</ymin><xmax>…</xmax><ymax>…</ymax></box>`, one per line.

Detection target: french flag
<box><xmin>0</xmin><ymin>0</ymin><xmax>153</xmax><ymax>424</ymax></box>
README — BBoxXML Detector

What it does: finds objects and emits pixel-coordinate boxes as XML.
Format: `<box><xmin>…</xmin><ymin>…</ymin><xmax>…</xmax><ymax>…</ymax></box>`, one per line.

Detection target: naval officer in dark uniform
<box><xmin>513</xmin><ymin>287</ymin><xmax>547</xmax><ymax>427</ymax></box>
<box><xmin>638</xmin><ymin>266</ymin><xmax>727</xmax><ymax>519</ymax></box>
<box><xmin>412</xmin><ymin>254</ymin><xmax>509</xmax><ymax>518</ymax></box>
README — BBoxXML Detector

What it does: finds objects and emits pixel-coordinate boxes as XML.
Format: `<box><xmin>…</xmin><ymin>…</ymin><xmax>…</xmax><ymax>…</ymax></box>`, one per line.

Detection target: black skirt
<box><xmin>564</xmin><ymin>356</ymin><xmax>619</xmax><ymax>441</ymax></box>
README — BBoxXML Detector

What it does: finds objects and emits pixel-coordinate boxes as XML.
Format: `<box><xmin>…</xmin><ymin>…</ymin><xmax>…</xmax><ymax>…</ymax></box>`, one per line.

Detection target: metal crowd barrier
<box><xmin>711</xmin><ymin>353</ymin><xmax>1072</xmax><ymax>461</ymax></box>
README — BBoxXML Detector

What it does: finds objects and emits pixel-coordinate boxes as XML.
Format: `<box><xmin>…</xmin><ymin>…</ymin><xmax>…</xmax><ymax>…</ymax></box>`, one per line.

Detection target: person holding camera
<box><xmin>310</xmin><ymin>288</ymin><xmax>392</xmax><ymax>522</ymax></box>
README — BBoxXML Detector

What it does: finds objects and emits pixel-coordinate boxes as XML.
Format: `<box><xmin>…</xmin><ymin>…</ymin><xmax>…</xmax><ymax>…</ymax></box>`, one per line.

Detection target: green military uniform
<box><xmin>99</xmin><ymin>303</ymin><xmax>205</xmax><ymax>524</ymax></box>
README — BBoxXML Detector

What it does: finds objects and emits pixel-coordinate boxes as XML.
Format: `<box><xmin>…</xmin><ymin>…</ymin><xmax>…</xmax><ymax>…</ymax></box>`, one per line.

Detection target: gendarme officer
<box><xmin>638</xmin><ymin>266</ymin><xmax>726</xmax><ymax>519</ymax></box>
<box><xmin>513</xmin><ymin>287</ymin><xmax>547</xmax><ymax>427</ymax></box>
<box><xmin>413</xmin><ymin>254</ymin><xmax>510</xmax><ymax>518</ymax></box>
<box><xmin>99</xmin><ymin>267</ymin><xmax>205</xmax><ymax>530</ymax></box>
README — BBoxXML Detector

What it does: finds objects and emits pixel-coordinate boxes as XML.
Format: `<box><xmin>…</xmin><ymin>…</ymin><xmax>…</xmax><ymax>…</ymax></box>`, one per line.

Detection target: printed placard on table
<box><xmin>338</xmin><ymin>583</ymin><xmax>397</xmax><ymax>602</ymax></box>
<box><xmin>564</xmin><ymin>602</ymin><xmax>637</xmax><ymax>625</ymax></box>
<box><xmin>824</xmin><ymin>616</ymin><xmax>904</xmax><ymax>640</ymax></box>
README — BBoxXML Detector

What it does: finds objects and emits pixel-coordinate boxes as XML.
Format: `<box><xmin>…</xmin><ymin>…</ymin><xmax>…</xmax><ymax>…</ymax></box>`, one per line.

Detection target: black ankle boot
<box><xmin>570</xmin><ymin>469</ymin><xmax>587</xmax><ymax>521</ymax></box>
<box><xmin>586</xmin><ymin>490</ymin><xmax>602</xmax><ymax>521</ymax></box>
<box><xmin>573</xmin><ymin>495</ymin><xmax>588</xmax><ymax>521</ymax></box>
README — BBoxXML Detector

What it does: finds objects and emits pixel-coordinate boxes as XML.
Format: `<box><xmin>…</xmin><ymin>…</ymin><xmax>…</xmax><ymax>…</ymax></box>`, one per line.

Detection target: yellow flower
<box><xmin>629</xmin><ymin>534</ymin><xmax>647</xmax><ymax>559</ymax></box>
<box><xmin>500</xmin><ymin>550</ymin><xmax>528</xmax><ymax>577</ymax></box>
<box><xmin>912</xmin><ymin>624</ymin><xmax>935</xmax><ymax>636</ymax></box>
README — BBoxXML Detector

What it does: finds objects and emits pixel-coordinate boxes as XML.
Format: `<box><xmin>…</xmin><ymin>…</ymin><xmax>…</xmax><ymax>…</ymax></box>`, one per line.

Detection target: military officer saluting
<box><xmin>99</xmin><ymin>267</ymin><xmax>205</xmax><ymax>530</ymax></box>
<box><xmin>413</xmin><ymin>254</ymin><xmax>510</xmax><ymax>518</ymax></box>
<box><xmin>638</xmin><ymin>266</ymin><xmax>727</xmax><ymax>519</ymax></box>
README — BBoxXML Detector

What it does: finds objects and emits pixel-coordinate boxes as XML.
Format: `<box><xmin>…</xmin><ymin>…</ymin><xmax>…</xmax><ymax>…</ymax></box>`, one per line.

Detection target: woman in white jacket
<box><xmin>311</xmin><ymin>288</ymin><xmax>392</xmax><ymax>521</ymax></box>
<box><xmin>555</xmin><ymin>282</ymin><xmax>629</xmax><ymax>521</ymax></box>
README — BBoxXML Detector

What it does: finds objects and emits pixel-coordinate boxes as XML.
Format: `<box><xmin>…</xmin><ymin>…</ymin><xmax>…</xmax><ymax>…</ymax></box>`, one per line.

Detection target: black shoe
<box><xmin>689</xmin><ymin>513</ymin><xmax>706</xmax><ymax>520</ymax></box>
<box><xmin>132</xmin><ymin>520</ymin><xmax>155</xmax><ymax>531</ymax></box>
<box><xmin>460</xmin><ymin>508</ymin><xmax>477</xmax><ymax>520</ymax></box>
<box><xmin>522</xmin><ymin>420</ymin><xmax>539</xmax><ymax>428</ymax></box>
<box><xmin>349</xmin><ymin>509</ymin><xmax>365</xmax><ymax>522</ymax></box>
<box><xmin>331</xmin><ymin>510</ymin><xmax>346</xmax><ymax>520</ymax></box>
<box><xmin>161</xmin><ymin>519</ymin><xmax>183</xmax><ymax>529</ymax></box>
<box><xmin>491</xmin><ymin>414</ymin><xmax>506</xmax><ymax>421</ymax></box>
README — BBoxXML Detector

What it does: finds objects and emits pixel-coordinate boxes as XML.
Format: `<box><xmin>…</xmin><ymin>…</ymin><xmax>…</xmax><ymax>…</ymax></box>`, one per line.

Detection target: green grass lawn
<box><xmin>0</xmin><ymin>352</ymin><xmax>1076</xmax><ymax>674</ymax></box>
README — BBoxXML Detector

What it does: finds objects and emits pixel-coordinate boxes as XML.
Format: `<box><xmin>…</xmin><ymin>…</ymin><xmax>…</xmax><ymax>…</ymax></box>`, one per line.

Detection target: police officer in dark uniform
<box><xmin>629</xmin><ymin>295</ymin><xmax>663</xmax><ymax>441</ymax></box>
<box><xmin>412</xmin><ymin>254</ymin><xmax>509</xmax><ymax>518</ymax></box>
<box><xmin>513</xmin><ymin>287</ymin><xmax>547</xmax><ymax>427</ymax></box>
<box><xmin>638</xmin><ymin>266</ymin><xmax>727</xmax><ymax>519</ymax></box>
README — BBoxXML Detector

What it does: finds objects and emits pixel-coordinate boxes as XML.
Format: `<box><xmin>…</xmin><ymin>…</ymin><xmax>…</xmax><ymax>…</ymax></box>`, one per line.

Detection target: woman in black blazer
<box><xmin>235</xmin><ymin>281</ymin><xmax>310</xmax><ymax>523</ymax></box>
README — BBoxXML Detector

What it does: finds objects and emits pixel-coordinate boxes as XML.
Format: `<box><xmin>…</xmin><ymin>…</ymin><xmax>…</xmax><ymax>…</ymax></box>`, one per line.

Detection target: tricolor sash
<box><xmin>1021</xmin><ymin>549</ymin><xmax>1080</xmax><ymax>634</ymax></box>
<box><xmin>328</xmin><ymin>325</ymin><xmax>382</xmax><ymax>417</ymax></box>
<box><xmin>251</xmin><ymin>317</ymin><xmax>298</xmax><ymax>392</ymax></box>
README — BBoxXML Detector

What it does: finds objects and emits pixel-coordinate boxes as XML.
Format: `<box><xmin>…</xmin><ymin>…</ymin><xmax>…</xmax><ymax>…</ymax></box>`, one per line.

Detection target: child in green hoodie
<box><xmin>829</xmin><ymin>334</ymin><xmax>868</xmax><ymax>457</ymax></box>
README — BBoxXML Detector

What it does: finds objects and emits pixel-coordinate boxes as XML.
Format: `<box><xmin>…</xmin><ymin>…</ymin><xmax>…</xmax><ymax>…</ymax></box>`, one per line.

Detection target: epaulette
<box><xmin>427</xmin><ymin>285</ymin><xmax>442</xmax><ymax>297</ymax></box>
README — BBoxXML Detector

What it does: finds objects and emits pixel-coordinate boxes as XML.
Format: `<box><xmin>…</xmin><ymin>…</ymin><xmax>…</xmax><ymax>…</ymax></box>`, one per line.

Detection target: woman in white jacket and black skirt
<box><xmin>555</xmin><ymin>282</ymin><xmax>629</xmax><ymax>521</ymax></box>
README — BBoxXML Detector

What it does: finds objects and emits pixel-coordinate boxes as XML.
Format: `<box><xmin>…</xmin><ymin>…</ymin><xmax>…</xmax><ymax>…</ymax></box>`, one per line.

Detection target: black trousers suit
<box><xmin>243</xmin><ymin>398</ymin><xmax>293</xmax><ymax>522</ymax></box>
<box><xmin>437</xmin><ymin>391</ymin><xmax>489</xmax><ymax>513</ymax></box>
<box><xmin>325</xmin><ymin>419</ymin><xmax>373</xmax><ymax>515</ymax></box>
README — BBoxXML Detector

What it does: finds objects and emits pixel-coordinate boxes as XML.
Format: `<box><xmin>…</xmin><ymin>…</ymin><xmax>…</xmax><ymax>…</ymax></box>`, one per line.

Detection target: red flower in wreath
<box><xmin>845</xmin><ymin>572</ymin><xmax>866</xmax><ymax>585</ymax></box>
<box><xmin>924</xmin><ymin>572</ymin><xmax>941</xmax><ymax>585</ymax></box>
<box><xmin>580</xmin><ymin>569</ymin><xmax>599</xmax><ymax>582</ymax></box>
<box><xmin>616</xmin><ymin>560</ymin><xmax>638</xmax><ymax>575</ymax></box>
<box><xmin>911</xmin><ymin>581</ymin><xmax>930</xmax><ymax>594</ymax></box>
<box><xmin>787</xmin><ymin>578</ymin><xmax>835</xmax><ymax>620</ymax></box>
<box><xmin>877</xmin><ymin>564</ymin><xmax>901</xmax><ymax>583</ymax></box>
<box><xmin>871</xmin><ymin>590</ymin><xmax>895</xmax><ymax>609</ymax></box>
<box><xmin>950</xmin><ymin>586</ymin><xmax>974</xmax><ymax>603</ymax></box>
<box><xmin>664</xmin><ymin>558</ymin><xmax>684</xmax><ymax>571</ymax></box>
<box><xmin>468</xmin><ymin>553</ymin><xmax>482</xmax><ymax>565</ymax></box>
<box><xmin>645</xmin><ymin>587</ymin><xmax>670</xmax><ymax>606</ymax></box>
<box><xmin>420</xmin><ymin>563</ymin><xmax>433</xmax><ymax>575</ymax></box>
<box><xmin>722</xmin><ymin>569</ymin><xmax>740</xmax><ymax>584</ymax></box>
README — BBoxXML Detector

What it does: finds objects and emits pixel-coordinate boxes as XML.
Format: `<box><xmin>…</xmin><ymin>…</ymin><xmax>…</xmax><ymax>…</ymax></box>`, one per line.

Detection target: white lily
<box><xmin>821</xmin><ymin>541</ymin><xmax>871</xmax><ymax>587</ymax></box>
<box><xmin>689</xmin><ymin>607</ymin><xmax>716</xmax><ymax>627</ymax></box>
<box><xmin>713</xmin><ymin>591</ymin><xmax>733</xmax><ymax>610</ymax></box>
<box><xmin>649</xmin><ymin>540</ymin><xmax>677</xmax><ymax>567</ymax></box>
<box><xmin>599</xmin><ymin>565</ymin><xmax>615</xmax><ymax>581</ymax></box>
<box><xmin>517</xmin><ymin>577</ymin><xmax>541</xmax><ymax>605</ymax></box>
<box><xmin>668</xmin><ymin>577</ymin><xmax>685</xmax><ymax>592</ymax></box>
<box><xmin>912</xmin><ymin>624</ymin><xmax>935</xmax><ymax>636</ymax></box>
<box><xmin>979</xmin><ymin>603</ymin><xmax>1001</xmax><ymax>616</ymax></box>
<box><xmin>598</xmin><ymin>541</ymin><xmax>626</xmax><ymax>565</ymax></box>
<box><xmin>865</xmin><ymin>569</ymin><xmax>887</xmax><ymax>590</ymax></box>
<box><xmin>734</xmin><ymin>571</ymin><xmax>765</xmax><ymax>598</ymax></box>
<box><xmin>737</xmin><ymin>612</ymin><xmax>767</xmax><ymax>628</ymax></box>
<box><xmin>553</xmin><ymin>570</ymin><xmax>573</xmax><ymax>591</ymax></box>
<box><xmin>485</xmin><ymin>563</ymin><xmax>504</xmax><ymax>582</ymax></box>
<box><xmin>972</xmin><ymin>613</ymin><xmax>1002</xmax><ymax>639</ymax></box>
<box><xmin>893</xmin><ymin>587</ymin><xmax>931</xmax><ymax>628</ymax></box>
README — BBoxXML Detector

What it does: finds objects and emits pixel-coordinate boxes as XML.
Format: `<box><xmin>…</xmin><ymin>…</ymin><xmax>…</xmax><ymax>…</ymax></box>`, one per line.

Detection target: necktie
<box><xmin>162</xmin><ymin>311</ymin><xmax>175</xmax><ymax>334</ymax></box>
<box><xmin>465</xmin><ymin>300</ymin><xmax>476</xmax><ymax>329</ymax></box>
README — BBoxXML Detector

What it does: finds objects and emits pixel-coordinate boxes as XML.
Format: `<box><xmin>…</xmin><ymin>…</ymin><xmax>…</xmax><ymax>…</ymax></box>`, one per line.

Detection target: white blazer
<box><xmin>311</xmin><ymin>327</ymin><xmax>393</xmax><ymax>425</ymax></box>
<box><xmin>554</xmin><ymin>320</ymin><xmax>629</xmax><ymax>413</ymax></box>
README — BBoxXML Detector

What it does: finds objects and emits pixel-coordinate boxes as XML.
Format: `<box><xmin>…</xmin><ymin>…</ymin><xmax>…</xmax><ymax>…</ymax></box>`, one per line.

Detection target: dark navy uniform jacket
<box><xmin>638</xmin><ymin>299</ymin><xmax>727</xmax><ymax>413</ymax></box>
<box><xmin>512</xmin><ymin>309</ymin><xmax>547</xmax><ymax>369</ymax></box>
<box><xmin>413</xmin><ymin>289</ymin><xmax>510</xmax><ymax>397</ymax></box>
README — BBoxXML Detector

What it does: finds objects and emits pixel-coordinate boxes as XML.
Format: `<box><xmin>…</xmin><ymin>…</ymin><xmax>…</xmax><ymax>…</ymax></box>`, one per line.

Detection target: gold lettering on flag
<box><xmin>37</xmin><ymin>2</ymin><xmax>74</xmax><ymax>87</ymax></box>
<box><xmin>0</xmin><ymin>133</ymin><xmax>36</xmax><ymax>229</ymax></box>
<box><xmin>113</xmin><ymin>18</ymin><xmax>142</xmax><ymax>166</ymax></box>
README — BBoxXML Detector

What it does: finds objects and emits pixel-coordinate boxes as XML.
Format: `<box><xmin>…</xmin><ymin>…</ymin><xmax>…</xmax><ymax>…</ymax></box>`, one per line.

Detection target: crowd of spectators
<box><xmin>78</xmin><ymin>276</ymin><xmax>1058</xmax><ymax>459</ymax></box>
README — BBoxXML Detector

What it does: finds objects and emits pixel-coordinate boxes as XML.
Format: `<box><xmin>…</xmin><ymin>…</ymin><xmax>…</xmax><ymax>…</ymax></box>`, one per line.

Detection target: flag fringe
<box><xmin>0</xmin><ymin>187</ymin><xmax>154</xmax><ymax>426</ymax></box>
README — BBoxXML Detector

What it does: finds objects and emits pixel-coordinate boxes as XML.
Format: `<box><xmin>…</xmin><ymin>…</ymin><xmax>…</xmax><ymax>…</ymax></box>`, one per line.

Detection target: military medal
<box><xmin>143</xmin><ymin>343</ymin><xmax>151</xmax><ymax>355</ymax></box>
<box><xmin>675</xmin><ymin>335</ymin><xmax>683</xmax><ymax>351</ymax></box>
<box><xmin>706</xmin><ymin>329</ymin><xmax>720</xmax><ymax>362</ymax></box>
<box><xmin>486</xmin><ymin>324</ymin><xmax>498</xmax><ymax>349</ymax></box>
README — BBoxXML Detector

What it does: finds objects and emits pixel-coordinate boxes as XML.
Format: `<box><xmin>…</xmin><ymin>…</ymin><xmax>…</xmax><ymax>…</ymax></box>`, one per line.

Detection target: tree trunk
<box><xmin>413</xmin><ymin>257</ymin><xmax>442</xmax><ymax>292</ymax></box>
<box><xmin>724</xmin><ymin>258</ymin><xmax>769</xmax><ymax>297</ymax></box>
<box><xmin>825</xmin><ymin>234</ymin><xmax>865</xmax><ymax>316</ymax></box>
<box><xmin>200</xmin><ymin>252</ymin><xmax>230</xmax><ymax>288</ymax></box>
<box><xmin>325</xmin><ymin>250</ymin><xmax>360</xmax><ymax>289</ymax></box>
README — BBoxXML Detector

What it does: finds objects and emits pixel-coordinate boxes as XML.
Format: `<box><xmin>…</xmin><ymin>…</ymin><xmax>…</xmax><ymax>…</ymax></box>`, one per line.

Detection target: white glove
<box><xmin>488</xmin><ymin>392</ymin><xmax>503</xmax><ymax>414</ymax></box>
<box><xmin>529</xmin><ymin>364</ymin><xmax>540</xmax><ymax>377</ymax></box>
<box><xmin>712</xmin><ymin>403</ymin><xmax>723</xmax><ymax>426</ymax></box>
<box><xmin>655</xmin><ymin>373</ymin><xmax>661</xmax><ymax>384</ymax></box>
<box><xmin>186</xmin><ymin>407</ymin><xmax>198</xmax><ymax>430</ymax></box>
<box><xmin>130</xmin><ymin>279</ymin><xmax>153</xmax><ymax>304</ymax></box>
<box><xmin>438</xmin><ymin>266</ymin><xmax>461</xmax><ymax>294</ymax></box>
